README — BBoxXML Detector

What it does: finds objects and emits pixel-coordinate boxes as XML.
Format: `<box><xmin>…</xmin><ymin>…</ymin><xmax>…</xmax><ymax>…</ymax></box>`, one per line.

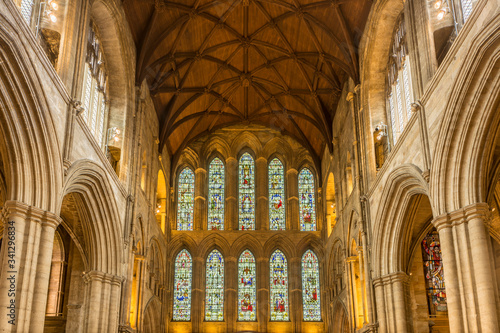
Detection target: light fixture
<box><xmin>50</xmin><ymin>1</ymin><xmax>58</xmax><ymax>10</ymax></box>
<box><xmin>434</xmin><ymin>0</ymin><xmax>442</xmax><ymax>9</ymax></box>
<box><xmin>437</xmin><ymin>9</ymin><xmax>447</xmax><ymax>20</ymax></box>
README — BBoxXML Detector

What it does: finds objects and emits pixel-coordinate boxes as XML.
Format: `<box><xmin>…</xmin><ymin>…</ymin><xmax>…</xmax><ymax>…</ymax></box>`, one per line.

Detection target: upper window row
<box><xmin>176</xmin><ymin>154</ymin><xmax>317</xmax><ymax>232</ymax></box>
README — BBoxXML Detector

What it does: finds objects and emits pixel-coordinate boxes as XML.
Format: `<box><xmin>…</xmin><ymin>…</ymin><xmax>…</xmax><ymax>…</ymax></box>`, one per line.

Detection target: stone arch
<box><xmin>262</xmin><ymin>137</ymin><xmax>294</xmax><ymax>162</ymax></box>
<box><xmin>61</xmin><ymin>159</ymin><xmax>122</xmax><ymax>275</ymax></box>
<box><xmin>142</xmin><ymin>296</ymin><xmax>162</xmax><ymax>333</ymax></box>
<box><xmin>0</xmin><ymin>16</ymin><xmax>63</xmax><ymax>213</ymax></box>
<box><xmin>230</xmin><ymin>131</ymin><xmax>263</xmax><ymax>157</ymax></box>
<box><xmin>200</xmin><ymin>135</ymin><xmax>231</xmax><ymax>164</ymax></box>
<box><xmin>372</xmin><ymin>164</ymin><xmax>432</xmax><ymax>277</ymax></box>
<box><xmin>169</xmin><ymin>234</ymin><xmax>198</xmax><ymax>259</ymax></box>
<box><xmin>263</xmin><ymin>234</ymin><xmax>297</xmax><ymax>259</ymax></box>
<box><xmin>197</xmin><ymin>233</ymin><xmax>232</xmax><ymax>259</ymax></box>
<box><xmin>331</xmin><ymin>299</ymin><xmax>350</xmax><ymax>333</ymax></box>
<box><xmin>431</xmin><ymin>18</ymin><xmax>500</xmax><ymax>215</ymax></box>
<box><xmin>296</xmin><ymin>234</ymin><xmax>324</xmax><ymax>261</ymax></box>
<box><xmin>230</xmin><ymin>234</ymin><xmax>263</xmax><ymax>259</ymax></box>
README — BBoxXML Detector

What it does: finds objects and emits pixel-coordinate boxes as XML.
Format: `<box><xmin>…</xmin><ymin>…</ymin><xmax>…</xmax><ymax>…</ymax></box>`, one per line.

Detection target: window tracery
<box><xmin>269</xmin><ymin>158</ymin><xmax>285</xmax><ymax>230</ymax></box>
<box><xmin>173</xmin><ymin>250</ymin><xmax>192</xmax><ymax>321</ymax></box>
<box><xmin>270</xmin><ymin>250</ymin><xmax>289</xmax><ymax>321</ymax></box>
<box><xmin>205</xmin><ymin>249</ymin><xmax>224</xmax><ymax>321</ymax></box>
<box><xmin>81</xmin><ymin>22</ymin><xmax>108</xmax><ymax>147</ymax></box>
<box><xmin>239</xmin><ymin>153</ymin><xmax>255</xmax><ymax>230</ymax></box>
<box><xmin>177</xmin><ymin>168</ymin><xmax>195</xmax><ymax>231</ymax></box>
<box><xmin>238</xmin><ymin>250</ymin><xmax>256</xmax><ymax>321</ymax></box>
<box><xmin>302</xmin><ymin>250</ymin><xmax>321</xmax><ymax>321</ymax></box>
<box><xmin>387</xmin><ymin>14</ymin><xmax>413</xmax><ymax>145</ymax></box>
<box><xmin>299</xmin><ymin>168</ymin><xmax>316</xmax><ymax>231</ymax></box>
<box><xmin>208</xmin><ymin>157</ymin><xmax>225</xmax><ymax>230</ymax></box>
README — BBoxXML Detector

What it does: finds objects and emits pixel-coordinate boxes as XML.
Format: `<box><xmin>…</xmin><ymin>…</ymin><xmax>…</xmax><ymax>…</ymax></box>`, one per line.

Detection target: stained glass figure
<box><xmin>302</xmin><ymin>250</ymin><xmax>321</xmax><ymax>321</ymax></box>
<box><xmin>299</xmin><ymin>168</ymin><xmax>316</xmax><ymax>231</ymax></box>
<box><xmin>205</xmin><ymin>249</ymin><xmax>224</xmax><ymax>321</ymax></box>
<box><xmin>177</xmin><ymin>168</ymin><xmax>195</xmax><ymax>230</ymax></box>
<box><xmin>269</xmin><ymin>158</ymin><xmax>285</xmax><ymax>230</ymax></box>
<box><xmin>173</xmin><ymin>250</ymin><xmax>192</xmax><ymax>321</ymax></box>
<box><xmin>208</xmin><ymin>158</ymin><xmax>225</xmax><ymax>230</ymax></box>
<box><xmin>238</xmin><ymin>250</ymin><xmax>257</xmax><ymax>321</ymax></box>
<box><xmin>239</xmin><ymin>153</ymin><xmax>255</xmax><ymax>230</ymax></box>
<box><xmin>270</xmin><ymin>250</ymin><xmax>289</xmax><ymax>321</ymax></box>
<box><xmin>421</xmin><ymin>230</ymin><xmax>447</xmax><ymax>315</ymax></box>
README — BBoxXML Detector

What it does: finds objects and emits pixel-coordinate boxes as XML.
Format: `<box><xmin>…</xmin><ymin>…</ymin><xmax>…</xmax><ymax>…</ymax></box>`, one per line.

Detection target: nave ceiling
<box><xmin>123</xmin><ymin>0</ymin><xmax>372</xmax><ymax>161</ymax></box>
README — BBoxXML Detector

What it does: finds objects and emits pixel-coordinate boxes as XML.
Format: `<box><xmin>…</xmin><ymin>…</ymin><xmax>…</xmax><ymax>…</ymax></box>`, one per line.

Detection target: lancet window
<box><xmin>177</xmin><ymin>168</ymin><xmax>195</xmax><ymax>231</ymax></box>
<box><xmin>239</xmin><ymin>153</ymin><xmax>255</xmax><ymax>230</ymax></box>
<box><xmin>421</xmin><ymin>230</ymin><xmax>447</xmax><ymax>315</ymax></box>
<box><xmin>270</xmin><ymin>250</ymin><xmax>289</xmax><ymax>321</ymax></box>
<box><xmin>205</xmin><ymin>250</ymin><xmax>224</xmax><ymax>321</ymax></box>
<box><xmin>269</xmin><ymin>158</ymin><xmax>285</xmax><ymax>230</ymax></box>
<box><xmin>208</xmin><ymin>158</ymin><xmax>225</xmax><ymax>230</ymax></box>
<box><xmin>302</xmin><ymin>250</ymin><xmax>321</xmax><ymax>321</ymax></box>
<box><xmin>238</xmin><ymin>250</ymin><xmax>256</xmax><ymax>321</ymax></box>
<box><xmin>173</xmin><ymin>250</ymin><xmax>192</xmax><ymax>321</ymax></box>
<box><xmin>299</xmin><ymin>168</ymin><xmax>316</xmax><ymax>231</ymax></box>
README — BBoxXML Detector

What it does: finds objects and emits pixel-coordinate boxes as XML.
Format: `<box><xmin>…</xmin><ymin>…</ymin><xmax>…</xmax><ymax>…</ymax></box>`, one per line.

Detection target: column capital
<box><xmin>83</xmin><ymin>270</ymin><xmax>124</xmax><ymax>286</ymax></box>
<box><xmin>373</xmin><ymin>271</ymin><xmax>409</xmax><ymax>286</ymax></box>
<box><xmin>433</xmin><ymin>202</ymin><xmax>490</xmax><ymax>231</ymax></box>
<box><xmin>2</xmin><ymin>201</ymin><xmax>61</xmax><ymax>228</ymax></box>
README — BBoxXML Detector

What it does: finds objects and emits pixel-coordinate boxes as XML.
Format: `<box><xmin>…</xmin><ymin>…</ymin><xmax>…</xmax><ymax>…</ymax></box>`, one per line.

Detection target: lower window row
<box><xmin>173</xmin><ymin>249</ymin><xmax>321</xmax><ymax>322</ymax></box>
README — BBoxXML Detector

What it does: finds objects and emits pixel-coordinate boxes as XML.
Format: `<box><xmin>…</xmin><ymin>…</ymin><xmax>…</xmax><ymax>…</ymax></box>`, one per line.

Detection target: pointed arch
<box><xmin>208</xmin><ymin>157</ymin><xmax>225</xmax><ymax>230</ymax></box>
<box><xmin>205</xmin><ymin>249</ymin><xmax>225</xmax><ymax>321</ymax></box>
<box><xmin>269</xmin><ymin>249</ymin><xmax>289</xmax><ymax>321</ymax></box>
<box><xmin>238</xmin><ymin>249</ymin><xmax>257</xmax><ymax>321</ymax></box>
<box><xmin>177</xmin><ymin>167</ymin><xmax>195</xmax><ymax>231</ymax></box>
<box><xmin>173</xmin><ymin>249</ymin><xmax>192</xmax><ymax>321</ymax></box>
<box><xmin>302</xmin><ymin>249</ymin><xmax>321</xmax><ymax>321</ymax></box>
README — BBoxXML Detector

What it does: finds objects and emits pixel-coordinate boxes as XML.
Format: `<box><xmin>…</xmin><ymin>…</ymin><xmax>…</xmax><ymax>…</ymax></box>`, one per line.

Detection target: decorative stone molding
<box><xmin>433</xmin><ymin>202</ymin><xmax>490</xmax><ymax>231</ymax></box>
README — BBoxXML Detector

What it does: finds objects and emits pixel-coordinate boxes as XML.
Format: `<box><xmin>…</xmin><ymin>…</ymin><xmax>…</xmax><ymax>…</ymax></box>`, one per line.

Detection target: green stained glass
<box><xmin>269</xmin><ymin>158</ymin><xmax>285</xmax><ymax>230</ymax></box>
<box><xmin>299</xmin><ymin>168</ymin><xmax>316</xmax><ymax>231</ymax></box>
<box><xmin>177</xmin><ymin>168</ymin><xmax>194</xmax><ymax>230</ymax></box>
<box><xmin>208</xmin><ymin>158</ymin><xmax>225</xmax><ymax>230</ymax></box>
<box><xmin>239</xmin><ymin>153</ymin><xmax>255</xmax><ymax>230</ymax></box>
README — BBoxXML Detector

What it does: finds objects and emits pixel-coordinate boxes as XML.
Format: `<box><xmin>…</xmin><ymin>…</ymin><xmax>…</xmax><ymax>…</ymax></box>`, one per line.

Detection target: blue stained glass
<box><xmin>299</xmin><ymin>168</ymin><xmax>316</xmax><ymax>231</ymax></box>
<box><xmin>269</xmin><ymin>158</ymin><xmax>285</xmax><ymax>230</ymax></box>
<box><xmin>238</xmin><ymin>250</ymin><xmax>257</xmax><ymax>321</ymax></box>
<box><xmin>239</xmin><ymin>153</ymin><xmax>255</xmax><ymax>230</ymax></box>
<box><xmin>302</xmin><ymin>250</ymin><xmax>321</xmax><ymax>321</ymax></box>
<box><xmin>177</xmin><ymin>168</ymin><xmax>195</xmax><ymax>230</ymax></box>
<box><xmin>421</xmin><ymin>230</ymin><xmax>447</xmax><ymax>315</ymax></box>
<box><xmin>270</xmin><ymin>250</ymin><xmax>289</xmax><ymax>321</ymax></box>
<box><xmin>208</xmin><ymin>158</ymin><xmax>225</xmax><ymax>230</ymax></box>
<box><xmin>205</xmin><ymin>250</ymin><xmax>224</xmax><ymax>321</ymax></box>
<box><xmin>173</xmin><ymin>250</ymin><xmax>192</xmax><ymax>321</ymax></box>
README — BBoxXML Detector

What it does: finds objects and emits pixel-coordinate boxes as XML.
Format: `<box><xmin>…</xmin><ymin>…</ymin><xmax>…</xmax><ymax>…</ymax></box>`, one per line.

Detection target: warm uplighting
<box><xmin>434</xmin><ymin>0</ymin><xmax>442</xmax><ymax>8</ymax></box>
<box><xmin>437</xmin><ymin>9</ymin><xmax>447</xmax><ymax>20</ymax></box>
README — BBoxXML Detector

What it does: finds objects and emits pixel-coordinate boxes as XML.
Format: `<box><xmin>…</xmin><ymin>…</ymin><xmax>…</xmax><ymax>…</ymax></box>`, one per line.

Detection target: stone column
<box><xmin>194</xmin><ymin>168</ymin><xmax>207</xmax><ymax>230</ymax></box>
<box><xmin>225</xmin><ymin>256</ymin><xmax>237</xmax><ymax>332</ymax></box>
<box><xmin>390</xmin><ymin>273</ymin><xmax>409</xmax><ymax>333</ymax></box>
<box><xmin>257</xmin><ymin>257</ymin><xmax>269</xmax><ymax>332</ymax></box>
<box><xmin>289</xmin><ymin>257</ymin><xmax>302</xmax><ymax>332</ymax></box>
<box><xmin>226</xmin><ymin>157</ymin><xmax>238</xmax><ymax>231</ymax></box>
<box><xmin>360</xmin><ymin>226</ymin><xmax>375</xmax><ymax>325</ymax></box>
<box><xmin>286</xmin><ymin>169</ymin><xmax>299</xmax><ymax>231</ymax></box>
<box><xmin>192</xmin><ymin>257</ymin><xmax>204</xmax><ymax>331</ymax></box>
<box><xmin>83</xmin><ymin>271</ymin><xmax>123</xmax><ymax>332</ymax></box>
<box><xmin>357</xmin><ymin>247</ymin><xmax>368</xmax><ymax>326</ymax></box>
<box><xmin>0</xmin><ymin>201</ymin><xmax>61</xmax><ymax>333</ymax></box>
<box><xmin>255</xmin><ymin>157</ymin><xmax>268</xmax><ymax>230</ymax></box>
<box><xmin>434</xmin><ymin>203</ymin><xmax>499</xmax><ymax>333</ymax></box>
<box><xmin>373</xmin><ymin>278</ymin><xmax>387</xmax><ymax>333</ymax></box>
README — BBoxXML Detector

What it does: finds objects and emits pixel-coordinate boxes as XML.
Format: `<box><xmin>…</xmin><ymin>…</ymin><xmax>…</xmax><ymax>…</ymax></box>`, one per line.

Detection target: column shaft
<box><xmin>194</xmin><ymin>168</ymin><xmax>207</xmax><ymax>230</ymax></box>
<box><xmin>286</xmin><ymin>169</ymin><xmax>298</xmax><ymax>231</ymax></box>
<box><xmin>226</xmin><ymin>157</ymin><xmax>238</xmax><ymax>231</ymax></box>
<box><xmin>256</xmin><ymin>157</ymin><xmax>268</xmax><ymax>230</ymax></box>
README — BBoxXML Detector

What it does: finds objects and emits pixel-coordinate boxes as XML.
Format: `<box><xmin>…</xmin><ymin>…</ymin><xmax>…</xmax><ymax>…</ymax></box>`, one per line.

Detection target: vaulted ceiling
<box><xmin>123</xmin><ymin>0</ymin><xmax>372</xmax><ymax>161</ymax></box>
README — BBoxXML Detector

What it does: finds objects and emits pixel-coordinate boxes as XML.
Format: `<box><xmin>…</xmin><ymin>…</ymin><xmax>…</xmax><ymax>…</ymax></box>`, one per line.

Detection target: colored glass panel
<box><xmin>270</xmin><ymin>250</ymin><xmax>289</xmax><ymax>321</ymax></box>
<box><xmin>302</xmin><ymin>250</ymin><xmax>321</xmax><ymax>321</ymax></box>
<box><xmin>421</xmin><ymin>230</ymin><xmax>447</xmax><ymax>315</ymax></box>
<box><xmin>299</xmin><ymin>168</ymin><xmax>316</xmax><ymax>231</ymax></box>
<box><xmin>269</xmin><ymin>158</ymin><xmax>285</xmax><ymax>230</ymax></box>
<box><xmin>173</xmin><ymin>250</ymin><xmax>192</xmax><ymax>321</ymax></box>
<box><xmin>177</xmin><ymin>168</ymin><xmax>194</xmax><ymax>230</ymax></box>
<box><xmin>208</xmin><ymin>158</ymin><xmax>225</xmax><ymax>230</ymax></box>
<box><xmin>205</xmin><ymin>250</ymin><xmax>224</xmax><ymax>321</ymax></box>
<box><xmin>238</xmin><ymin>250</ymin><xmax>256</xmax><ymax>321</ymax></box>
<box><xmin>239</xmin><ymin>153</ymin><xmax>255</xmax><ymax>230</ymax></box>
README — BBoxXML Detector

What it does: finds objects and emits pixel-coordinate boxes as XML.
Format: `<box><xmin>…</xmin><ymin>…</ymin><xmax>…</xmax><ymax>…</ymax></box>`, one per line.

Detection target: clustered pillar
<box><xmin>0</xmin><ymin>201</ymin><xmax>60</xmax><ymax>332</ymax></box>
<box><xmin>434</xmin><ymin>203</ymin><xmax>499</xmax><ymax>333</ymax></box>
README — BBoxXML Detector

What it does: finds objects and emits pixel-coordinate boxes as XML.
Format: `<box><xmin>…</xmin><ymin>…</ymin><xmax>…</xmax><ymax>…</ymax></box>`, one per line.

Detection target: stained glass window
<box><xmin>421</xmin><ymin>230</ymin><xmax>447</xmax><ymax>315</ymax></box>
<box><xmin>208</xmin><ymin>158</ymin><xmax>225</xmax><ymax>230</ymax></box>
<box><xmin>269</xmin><ymin>158</ymin><xmax>285</xmax><ymax>230</ymax></box>
<box><xmin>205</xmin><ymin>249</ymin><xmax>224</xmax><ymax>321</ymax></box>
<box><xmin>173</xmin><ymin>250</ymin><xmax>192</xmax><ymax>321</ymax></box>
<box><xmin>302</xmin><ymin>250</ymin><xmax>321</xmax><ymax>321</ymax></box>
<box><xmin>270</xmin><ymin>250</ymin><xmax>289</xmax><ymax>321</ymax></box>
<box><xmin>239</xmin><ymin>153</ymin><xmax>255</xmax><ymax>230</ymax></box>
<box><xmin>238</xmin><ymin>250</ymin><xmax>256</xmax><ymax>321</ymax></box>
<box><xmin>177</xmin><ymin>168</ymin><xmax>194</xmax><ymax>230</ymax></box>
<box><xmin>299</xmin><ymin>168</ymin><xmax>316</xmax><ymax>231</ymax></box>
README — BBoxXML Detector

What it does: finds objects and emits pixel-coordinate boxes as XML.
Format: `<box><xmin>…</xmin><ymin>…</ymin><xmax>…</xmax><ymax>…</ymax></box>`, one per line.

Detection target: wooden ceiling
<box><xmin>123</xmin><ymin>0</ymin><xmax>372</xmax><ymax>161</ymax></box>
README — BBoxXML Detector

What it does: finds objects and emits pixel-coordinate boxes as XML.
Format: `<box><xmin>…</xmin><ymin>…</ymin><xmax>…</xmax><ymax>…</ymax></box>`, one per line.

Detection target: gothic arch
<box><xmin>0</xmin><ymin>16</ymin><xmax>63</xmax><ymax>213</ymax></box>
<box><xmin>142</xmin><ymin>296</ymin><xmax>162</xmax><ymax>333</ymax></box>
<box><xmin>230</xmin><ymin>131</ymin><xmax>263</xmax><ymax>157</ymax></box>
<box><xmin>262</xmin><ymin>137</ymin><xmax>294</xmax><ymax>163</ymax></box>
<box><xmin>431</xmin><ymin>17</ymin><xmax>500</xmax><ymax>215</ymax></box>
<box><xmin>200</xmin><ymin>135</ymin><xmax>231</xmax><ymax>164</ymax></box>
<box><xmin>169</xmin><ymin>234</ymin><xmax>198</xmax><ymax>259</ymax></box>
<box><xmin>372</xmin><ymin>164</ymin><xmax>432</xmax><ymax>276</ymax></box>
<box><xmin>331</xmin><ymin>299</ymin><xmax>350</xmax><ymax>333</ymax></box>
<box><xmin>61</xmin><ymin>159</ymin><xmax>122</xmax><ymax>275</ymax></box>
<box><xmin>197</xmin><ymin>233</ymin><xmax>231</xmax><ymax>259</ymax></box>
<box><xmin>296</xmin><ymin>234</ymin><xmax>324</xmax><ymax>260</ymax></box>
<box><xmin>230</xmin><ymin>234</ymin><xmax>263</xmax><ymax>259</ymax></box>
<box><xmin>264</xmin><ymin>234</ymin><xmax>296</xmax><ymax>259</ymax></box>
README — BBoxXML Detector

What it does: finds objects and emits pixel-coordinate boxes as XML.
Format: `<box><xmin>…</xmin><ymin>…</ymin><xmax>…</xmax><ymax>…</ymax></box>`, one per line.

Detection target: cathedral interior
<box><xmin>0</xmin><ymin>0</ymin><xmax>499</xmax><ymax>332</ymax></box>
